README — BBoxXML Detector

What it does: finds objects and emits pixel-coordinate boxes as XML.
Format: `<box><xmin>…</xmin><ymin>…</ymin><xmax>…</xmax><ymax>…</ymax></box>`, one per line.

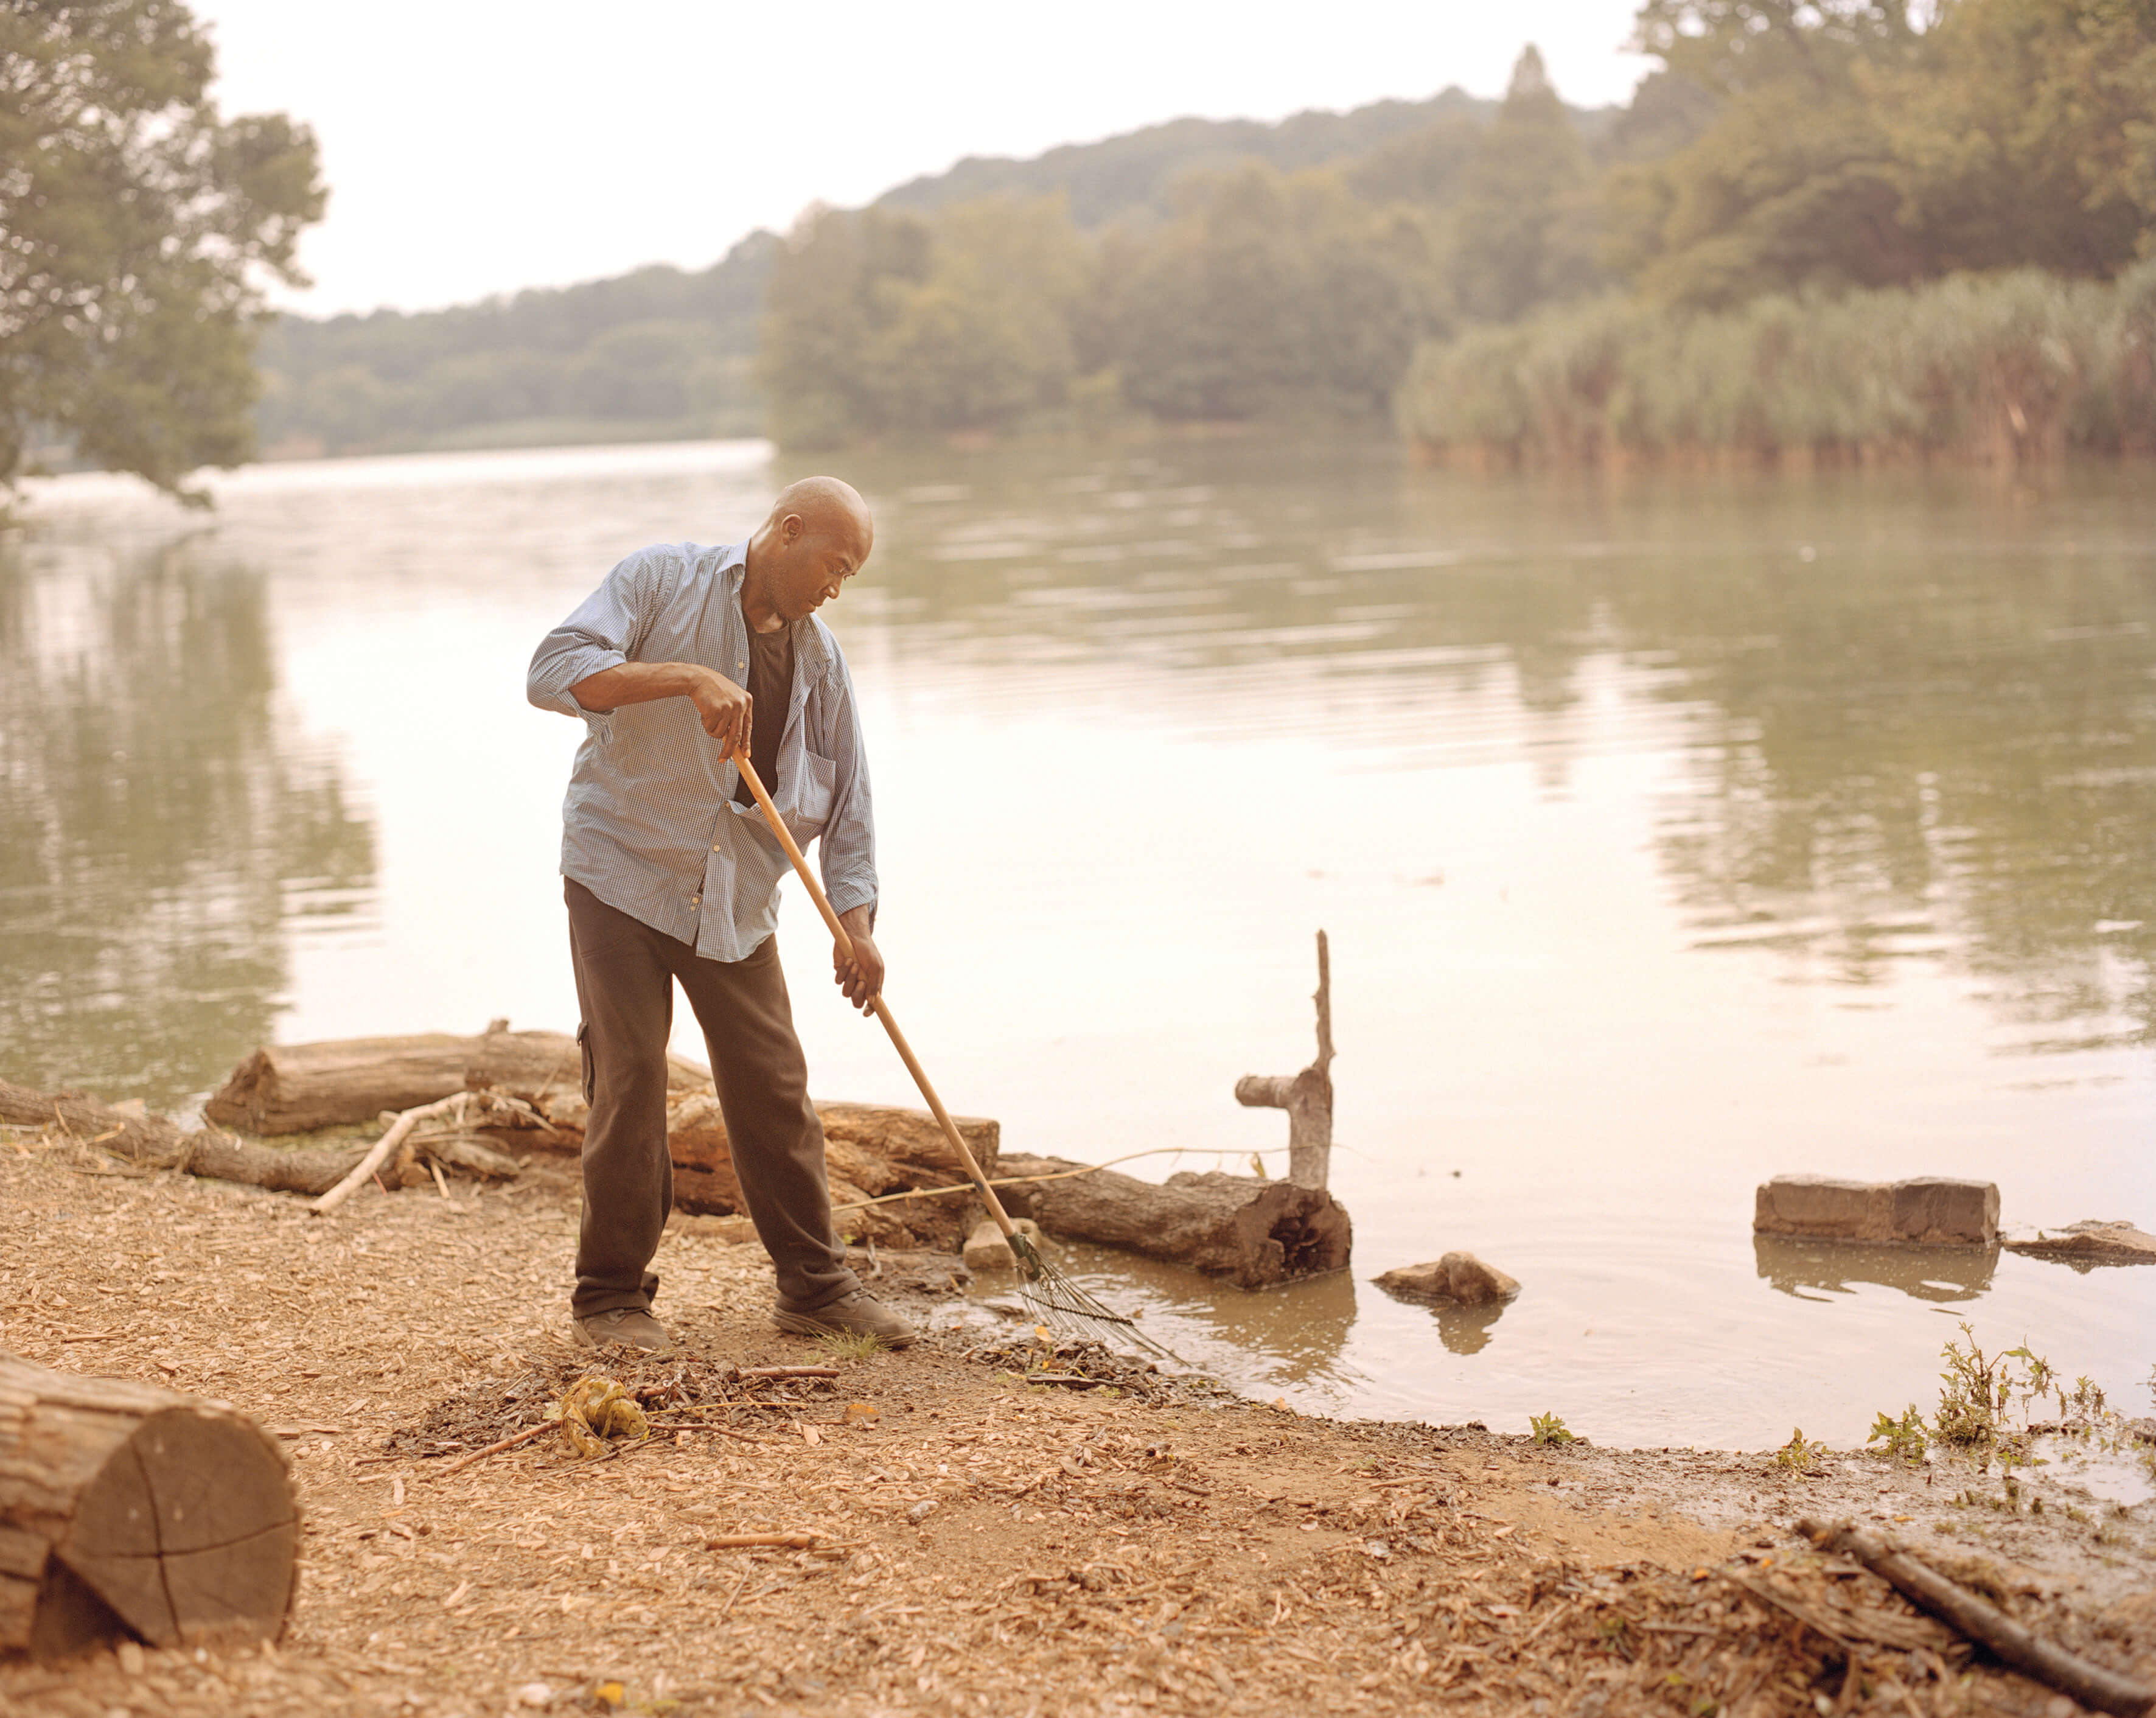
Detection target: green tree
<box><xmin>1101</xmin><ymin>164</ymin><xmax>1442</xmax><ymax>420</ymax></box>
<box><xmin>1</xmin><ymin>0</ymin><xmax>324</xmax><ymax>499</ymax></box>
<box><xmin>1610</xmin><ymin>0</ymin><xmax>2156</xmax><ymax>304</ymax></box>
<box><xmin>1451</xmin><ymin>47</ymin><xmax>1600</xmax><ymax>321</ymax></box>
<box><xmin>1872</xmin><ymin>0</ymin><xmax>2156</xmax><ymax>278</ymax></box>
<box><xmin>759</xmin><ymin>198</ymin><xmax>1088</xmax><ymax>445</ymax></box>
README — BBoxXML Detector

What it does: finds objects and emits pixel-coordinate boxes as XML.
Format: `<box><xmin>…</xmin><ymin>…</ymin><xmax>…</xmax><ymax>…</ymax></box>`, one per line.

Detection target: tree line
<box><xmin>1397</xmin><ymin>0</ymin><xmax>2156</xmax><ymax>465</ymax></box>
<box><xmin>5</xmin><ymin>0</ymin><xmax>2153</xmax><ymax>493</ymax></box>
<box><xmin>767</xmin><ymin>0</ymin><xmax>2156</xmax><ymax>452</ymax></box>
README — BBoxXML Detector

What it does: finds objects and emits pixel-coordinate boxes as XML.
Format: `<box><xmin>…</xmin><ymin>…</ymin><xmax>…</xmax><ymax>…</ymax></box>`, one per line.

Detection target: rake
<box><xmin>731</xmin><ymin>747</ymin><xmax>1175</xmax><ymax>1361</ymax></box>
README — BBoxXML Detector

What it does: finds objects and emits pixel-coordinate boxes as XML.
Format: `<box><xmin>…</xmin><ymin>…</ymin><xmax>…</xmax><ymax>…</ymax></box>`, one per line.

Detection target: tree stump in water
<box><xmin>0</xmin><ymin>1355</ymin><xmax>298</xmax><ymax>1661</ymax></box>
<box><xmin>996</xmin><ymin>1156</ymin><xmax>1352</xmax><ymax>1290</ymax></box>
<box><xmin>1236</xmin><ymin>929</ymin><xmax>1335</xmax><ymax>1189</ymax></box>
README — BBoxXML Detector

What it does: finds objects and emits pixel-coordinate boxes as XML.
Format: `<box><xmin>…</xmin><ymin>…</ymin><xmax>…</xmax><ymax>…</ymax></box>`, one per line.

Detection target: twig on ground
<box><xmin>427</xmin><ymin>1420</ymin><xmax>555</xmax><ymax>1478</ymax></box>
<box><xmin>1799</xmin><ymin>1518</ymin><xmax>2156</xmax><ymax>1718</ymax></box>
<box><xmin>703</xmin><ymin>1532</ymin><xmax>829</xmax><ymax>1549</ymax></box>
<box><xmin>1722</xmin><ymin>1568</ymin><xmax>1855</xmax><ymax>1654</ymax></box>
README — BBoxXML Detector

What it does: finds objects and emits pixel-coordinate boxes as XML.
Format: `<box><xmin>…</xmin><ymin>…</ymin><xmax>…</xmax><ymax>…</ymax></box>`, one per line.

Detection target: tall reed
<box><xmin>1396</xmin><ymin>264</ymin><xmax>2156</xmax><ymax>467</ymax></box>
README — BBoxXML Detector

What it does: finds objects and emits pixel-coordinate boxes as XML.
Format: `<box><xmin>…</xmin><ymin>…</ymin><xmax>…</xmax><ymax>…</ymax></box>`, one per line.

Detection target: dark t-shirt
<box><xmin>731</xmin><ymin>621</ymin><xmax>794</xmax><ymax>806</ymax></box>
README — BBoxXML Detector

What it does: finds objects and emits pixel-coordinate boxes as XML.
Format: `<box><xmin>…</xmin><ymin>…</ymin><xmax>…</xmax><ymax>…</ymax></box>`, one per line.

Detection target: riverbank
<box><xmin>2</xmin><ymin>1126</ymin><xmax>2152</xmax><ymax>1717</ymax></box>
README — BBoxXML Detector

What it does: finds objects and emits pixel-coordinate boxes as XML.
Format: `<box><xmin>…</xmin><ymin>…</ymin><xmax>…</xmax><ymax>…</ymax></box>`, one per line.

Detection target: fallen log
<box><xmin>994</xmin><ymin>1154</ymin><xmax>1352</xmax><ymax>1290</ymax></box>
<box><xmin>0</xmin><ymin>1353</ymin><xmax>298</xmax><ymax>1661</ymax></box>
<box><xmin>203</xmin><ymin>1022</ymin><xmax>706</xmax><ymax>1136</ymax></box>
<box><xmin>1</xmin><ymin>1081</ymin><xmax>368</xmax><ymax>1195</ymax></box>
<box><xmin>1799</xmin><ymin>1517</ymin><xmax>2156</xmax><ymax>1717</ymax></box>
<box><xmin>0</xmin><ymin>1082</ymin><xmax>523</xmax><ymax>1198</ymax></box>
<box><xmin>669</xmin><ymin>1098</ymin><xmax>999</xmax><ymax>1252</ymax></box>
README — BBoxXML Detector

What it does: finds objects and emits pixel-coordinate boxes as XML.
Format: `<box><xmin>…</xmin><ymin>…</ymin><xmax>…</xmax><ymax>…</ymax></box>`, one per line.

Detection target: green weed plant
<box><xmin>1866</xmin><ymin>1406</ymin><xmax>1929</xmax><ymax>1466</ymax></box>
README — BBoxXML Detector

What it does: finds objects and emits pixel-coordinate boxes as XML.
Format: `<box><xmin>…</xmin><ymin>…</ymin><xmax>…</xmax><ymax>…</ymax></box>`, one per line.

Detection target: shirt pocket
<box><xmin>787</xmin><ymin>750</ymin><xmax>837</xmax><ymax>842</ymax></box>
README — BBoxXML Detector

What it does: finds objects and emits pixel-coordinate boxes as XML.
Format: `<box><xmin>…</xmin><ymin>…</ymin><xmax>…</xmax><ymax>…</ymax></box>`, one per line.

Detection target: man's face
<box><xmin>773</xmin><ymin>515</ymin><xmax>870</xmax><ymax>621</ymax></box>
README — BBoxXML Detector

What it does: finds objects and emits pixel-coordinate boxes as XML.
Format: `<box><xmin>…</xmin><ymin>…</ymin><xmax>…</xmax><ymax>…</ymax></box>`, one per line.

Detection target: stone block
<box><xmin>1753</xmin><ymin>1175</ymin><xmax>1998</xmax><ymax>1245</ymax></box>
<box><xmin>1374</xmin><ymin>1251</ymin><xmax>1520</xmax><ymax>1307</ymax></box>
<box><xmin>962</xmin><ymin>1217</ymin><xmax>1044</xmax><ymax>1271</ymax></box>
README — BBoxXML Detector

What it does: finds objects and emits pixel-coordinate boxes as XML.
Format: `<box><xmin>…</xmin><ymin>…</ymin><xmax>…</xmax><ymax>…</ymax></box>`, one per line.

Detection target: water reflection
<box><xmin>1631</xmin><ymin>527</ymin><xmax>2156</xmax><ymax>1051</ymax></box>
<box><xmin>9</xmin><ymin>438</ymin><xmax>2152</xmax><ymax>1440</ymax></box>
<box><xmin>1753</xmin><ymin>1235</ymin><xmax>1999</xmax><ymax>1304</ymax></box>
<box><xmin>816</xmin><ymin>439</ymin><xmax>2156</xmax><ymax>1049</ymax></box>
<box><xmin>1001</xmin><ymin>1243</ymin><xmax>1358</xmax><ymax>1385</ymax></box>
<box><xmin>0</xmin><ymin>536</ymin><xmax>375</xmax><ymax>1105</ymax></box>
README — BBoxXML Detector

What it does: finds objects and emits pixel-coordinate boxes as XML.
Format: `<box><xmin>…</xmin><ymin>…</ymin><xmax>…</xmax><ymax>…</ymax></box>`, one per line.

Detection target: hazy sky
<box><xmin>192</xmin><ymin>1</ymin><xmax>1655</xmax><ymax>319</ymax></box>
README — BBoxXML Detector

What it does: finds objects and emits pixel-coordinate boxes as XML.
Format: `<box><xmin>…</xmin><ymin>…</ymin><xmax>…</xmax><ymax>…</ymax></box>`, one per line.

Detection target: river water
<box><xmin>5</xmin><ymin>436</ymin><xmax>2152</xmax><ymax>1455</ymax></box>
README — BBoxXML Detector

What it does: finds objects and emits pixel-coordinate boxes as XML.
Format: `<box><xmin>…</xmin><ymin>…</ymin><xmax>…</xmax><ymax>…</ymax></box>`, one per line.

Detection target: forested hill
<box><xmin>872</xmin><ymin>87</ymin><xmax>1555</xmax><ymax>228</ymax></box>
<box><xmin>254</xmin><ymin>231</ymin><xmax>775</xmax><ymax>457</ymax></box>
<box><xmin>256</xmin><ymin>83</ymin><xmax>1616</xmax><ymax>458</ymax></box>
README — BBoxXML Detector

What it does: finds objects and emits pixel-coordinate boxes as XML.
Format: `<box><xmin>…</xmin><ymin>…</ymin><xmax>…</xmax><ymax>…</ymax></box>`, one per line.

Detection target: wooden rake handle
<box><xmin>728</xmin><ymin>749</ymin><xmax>1025</xmax><ymax>1245</ymax></box>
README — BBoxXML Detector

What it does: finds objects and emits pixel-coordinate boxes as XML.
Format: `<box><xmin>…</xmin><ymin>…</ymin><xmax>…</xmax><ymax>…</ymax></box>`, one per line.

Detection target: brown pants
<box><xmin>565</xmin><ymin>879</ymin><xmax>858</xmax><ymax>1317</ymax></box>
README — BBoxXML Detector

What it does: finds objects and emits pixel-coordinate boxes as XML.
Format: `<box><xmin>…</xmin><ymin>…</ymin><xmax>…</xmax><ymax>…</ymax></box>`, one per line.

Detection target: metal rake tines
<box><xmin>1017</xmin><ymin>1271</ymin><xmax>1181</xmax><ymax>1363</ymax></box>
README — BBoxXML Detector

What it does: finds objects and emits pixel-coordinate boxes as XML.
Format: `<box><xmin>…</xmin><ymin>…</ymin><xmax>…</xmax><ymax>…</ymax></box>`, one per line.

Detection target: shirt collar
<box><xmin>723</xmin><ymin>539</ymin><xmax>836</xmax><ymax>680</ymax></box>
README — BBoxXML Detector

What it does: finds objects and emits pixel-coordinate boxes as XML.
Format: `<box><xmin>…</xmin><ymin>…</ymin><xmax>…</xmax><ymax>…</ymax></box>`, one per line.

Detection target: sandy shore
<box><xmin>1</xmin><ymin>1128</ymin><xmax>2151</xmax><ymax>1717</ymax></box>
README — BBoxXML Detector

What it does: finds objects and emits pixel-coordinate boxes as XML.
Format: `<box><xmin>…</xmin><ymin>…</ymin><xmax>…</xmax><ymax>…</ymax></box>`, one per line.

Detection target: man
<box><xmin>525</xmin><ymin>475</ymin><xmax>913</xmax><ymax>1354</ymax></box>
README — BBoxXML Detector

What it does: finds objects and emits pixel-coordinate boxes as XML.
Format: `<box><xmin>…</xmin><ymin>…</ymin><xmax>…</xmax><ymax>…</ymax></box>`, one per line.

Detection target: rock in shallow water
<box><xmin>961</xmin><ymin>1216</ymin><xmax>1044</xmax><ymax>1271</ymax></box>
<box><xmin>1753</xmin><ymin>1175</ymin><xmax>1998</xmax><ymax>1245</ymax></box>
<box><xmin>1374</xmin><ymin>1251</ymin><xmax>1521</xmax><ymax>1307</ymax></box>
<box><xmin>2002</xmin><ymin>1219</ymin><xmax>2156</xmax><ymax>1265</ymax></box>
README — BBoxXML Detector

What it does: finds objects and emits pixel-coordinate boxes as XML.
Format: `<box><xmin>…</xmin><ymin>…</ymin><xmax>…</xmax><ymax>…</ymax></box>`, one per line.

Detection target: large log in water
<box><xmin>994</xmin><ymin>1155</ymin><xmax>1352</xmax><ymax>1290</ymax></box>
<box><xmin>0</xmin><ymin>1355</ymin><xmax>298</xmax><ymax>1661</ymax></box>
<box><xmin>203</xmin><ymin>1025</ymin><xmax>707</xmax><ymax>1136</ymax></box>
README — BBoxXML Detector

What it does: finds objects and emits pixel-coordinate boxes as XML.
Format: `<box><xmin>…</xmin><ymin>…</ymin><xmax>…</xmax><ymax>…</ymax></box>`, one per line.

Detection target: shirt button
<box><xmin>711</xmin><ymin>844</ymin><xmax>720</xmax><ymax>852</ymax></box>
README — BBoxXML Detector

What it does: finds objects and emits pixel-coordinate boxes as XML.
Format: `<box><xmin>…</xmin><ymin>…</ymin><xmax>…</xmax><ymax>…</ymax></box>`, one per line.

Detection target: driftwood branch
<box><xmin>312</xmin><ymin>1092</ymin><xmax>474</xmax><ymax>1215</ymax></box>
<box><xmin>0</xmin><ymin>1081</ymin><xmax>367</xmax><ymax>1194</ymax></box>
<box><xmin>1798</xmin><ymin>1517</ymin><xmax>2156</xmax><ymax>1717</ymax></box>
<box><xmin>1236</xmin><ymin>929</ymin><xmax>1335</xmax><ymax>1189</ymax></box>
<box><xmin>0</xmin><ymin>1081</ymin><xmax>530</xmax><ymax>1208</ymax></box>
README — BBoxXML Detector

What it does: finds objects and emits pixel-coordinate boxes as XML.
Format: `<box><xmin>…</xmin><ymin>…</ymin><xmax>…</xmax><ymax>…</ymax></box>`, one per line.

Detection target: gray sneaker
<box><xmin>772</xmin><ymin>1289</ymin><xmax>916</xmax><ymax>1348</ymax></box>
<box><xmin>570</xmin><ymin>1306</ymin><xmax>675</xmax><ymax>1354</ymax></box>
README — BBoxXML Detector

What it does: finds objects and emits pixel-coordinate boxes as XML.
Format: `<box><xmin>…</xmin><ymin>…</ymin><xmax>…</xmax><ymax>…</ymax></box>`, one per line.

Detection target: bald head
<box><xmin>766</xmin><ymin>475</ymin><xmax>873</xmax><ymax>550</ymax></box>
<box><xmin>742</xmin><ymin>474</ymin><xmax>875</xmax><ymax>628</ymax></box>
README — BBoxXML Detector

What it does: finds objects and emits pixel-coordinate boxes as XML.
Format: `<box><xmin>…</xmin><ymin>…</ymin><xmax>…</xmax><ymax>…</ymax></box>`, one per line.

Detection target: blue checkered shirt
<box><xmin>526</xmin><ymin>540</ymin><xmax>877</xmax><ymax>962</ymax></box>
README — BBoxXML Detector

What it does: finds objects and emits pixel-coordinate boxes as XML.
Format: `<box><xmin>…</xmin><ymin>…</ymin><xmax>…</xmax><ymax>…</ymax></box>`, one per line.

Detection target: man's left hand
<box><xmin>834</xmin><ymin>907</ymin><xmax>884</xmax><ymax>1011</ymax></box>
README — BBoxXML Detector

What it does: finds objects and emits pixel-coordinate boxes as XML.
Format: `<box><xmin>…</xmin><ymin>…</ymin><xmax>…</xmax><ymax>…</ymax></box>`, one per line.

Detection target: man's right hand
<box><xmin>568</xmin><ymin>662</ymin><xmax>752</xmax><ymax>757</ymax></box>
<box><xmin>685</xmin><ymin>666</ymin><xmax>753</xmax><ymax>757</ymax></box>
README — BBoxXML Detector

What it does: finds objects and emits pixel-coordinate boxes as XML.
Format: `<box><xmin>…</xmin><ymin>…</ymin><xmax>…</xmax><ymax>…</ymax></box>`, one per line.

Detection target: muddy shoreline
<box><xmin>2</xmin><ymin>1127</ymin><xmax>2151</xmax><ymax>1717</ymax></box>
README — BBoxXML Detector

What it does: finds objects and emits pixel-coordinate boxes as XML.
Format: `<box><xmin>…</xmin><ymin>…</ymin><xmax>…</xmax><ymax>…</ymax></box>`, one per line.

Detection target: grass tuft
<box><xmin>812</xmin><ymin>1330</ymin><xmax>891</xmax><ymax>1360</ymax></box>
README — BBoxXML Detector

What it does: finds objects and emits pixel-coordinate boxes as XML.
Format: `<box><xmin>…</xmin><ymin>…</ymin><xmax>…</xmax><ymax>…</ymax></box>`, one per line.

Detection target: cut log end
<box><xmin>1</xmin><ymin>1358</ymin><xmax>297</xmax><ymax>1662</ymax></box>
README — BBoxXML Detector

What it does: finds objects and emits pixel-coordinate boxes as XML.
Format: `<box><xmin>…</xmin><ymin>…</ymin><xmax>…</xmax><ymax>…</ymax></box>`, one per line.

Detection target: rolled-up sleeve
<box><xmin>814</xmin><ymin>654</ymin><xmax>879</xmax><ymax>922</ymax></box>
<box><xmin>526</xmin><ymin>548</ymin><xmax>673</xmax><ymax>725</ymax></box>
